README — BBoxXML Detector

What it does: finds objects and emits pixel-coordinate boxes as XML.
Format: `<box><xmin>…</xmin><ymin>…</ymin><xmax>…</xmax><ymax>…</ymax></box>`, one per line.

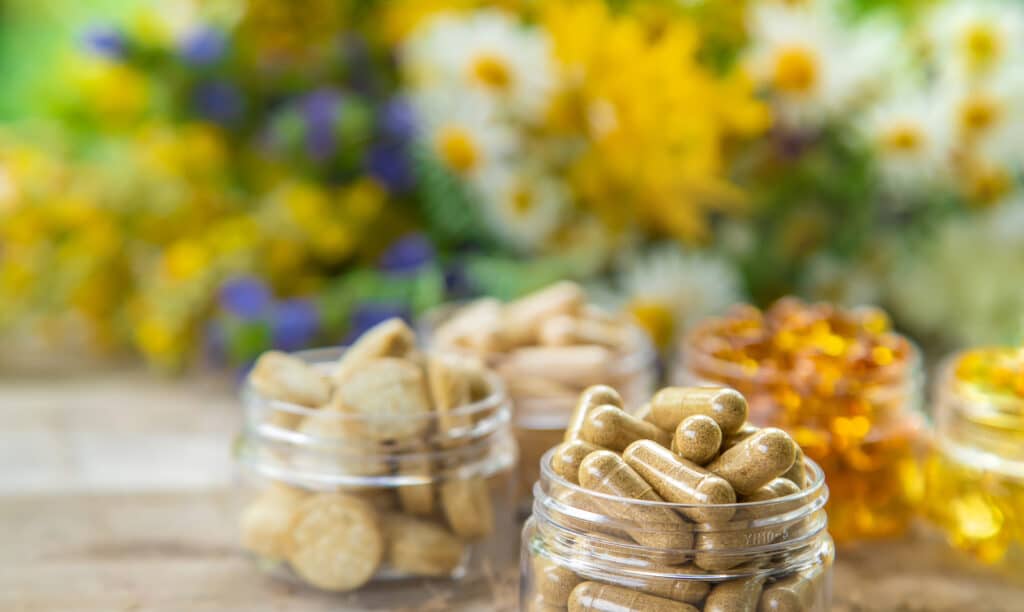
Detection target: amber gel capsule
<box><xmin>673</xmin><ymin>415</ymin><xmax>722</xmax><ymax>465</ymax></box>
<box><xmin>551</xmin><ymin>439</ymin><xmax>602</xmax><ymax>484</ymax></box>
<box><xmin>650</xmin><ymin>387</ymin><xmax>748</xmax><ymax>435</ymax></box>
<box><xmin>581</xmin><ymin>404</ymin><xmax>673</xmax><ymax>451</ymax></box>
<box><xmin>564</xmin><ymin>384</ymin><xmax>623</xmax><ymax>442</ymax></box>
<box><xmin>623</xmin><ymin>440</ymin><xmax>736</xmax><ymax>522</ymax></box>
<box><xmin>705</xmin><ymin>428</ymin><xmax>797</xmax><ymax>495</ymax></box>
<box><xmin>759</xmin><ymin>565</ymin><xmax>823</xmax><ymax>612</ymax></box>
<box><xmin>578</xmin><ymin>450</ymin><xmax>692</xmax><ymax>549</ymax></box>
<box><xmin>569</xmin><ymin>581</ymin><xmax>699</xmax><ymax>612</ymax></box>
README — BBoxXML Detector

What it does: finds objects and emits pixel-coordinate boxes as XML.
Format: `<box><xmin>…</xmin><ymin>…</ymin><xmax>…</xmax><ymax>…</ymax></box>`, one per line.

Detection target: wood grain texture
<box><xmin>1</xmin><ymin>368</ymin><xmax>1022</xmax><ymax>611</ymax></box>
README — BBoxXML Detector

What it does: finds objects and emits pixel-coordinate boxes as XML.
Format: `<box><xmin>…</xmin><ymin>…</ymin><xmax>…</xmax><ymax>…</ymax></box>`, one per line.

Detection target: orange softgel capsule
<box><xmin>680</xmin><ymin>297</ymin><xmax>921</xmax><ymax>543</ymax></box>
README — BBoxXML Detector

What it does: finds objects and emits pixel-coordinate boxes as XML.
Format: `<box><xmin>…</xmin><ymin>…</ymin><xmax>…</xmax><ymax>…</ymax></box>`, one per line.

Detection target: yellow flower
<box><xmin>163</xmin><ymin>240</ymin><xmax>210</xmax><ymax>281</ymax></box>
<box><xmin>543</xmin><ymin>0</ymin><xmax>767</xmax><ymax>242</ymax></box>
<box><xmin>73</xmin><ymin>59</ymin><xmax>149</xmax><ymax>123</ymax></box>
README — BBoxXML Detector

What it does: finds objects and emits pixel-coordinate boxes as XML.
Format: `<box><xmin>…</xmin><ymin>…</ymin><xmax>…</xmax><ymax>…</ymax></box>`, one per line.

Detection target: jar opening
<box><xmin>530</xmin><ymin>449</ymin><xmax>830</xmax><ymax>577</ymax></box>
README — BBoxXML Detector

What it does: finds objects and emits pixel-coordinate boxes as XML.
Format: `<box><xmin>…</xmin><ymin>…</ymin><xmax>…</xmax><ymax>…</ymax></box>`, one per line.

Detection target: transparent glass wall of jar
<box><xmin>235</xmin><ymin>348</ymin><xmax>518</xmax><ymax>607</ymax></box>
<box><xmin>423</xmin><ymin>296</ymin><xmax>656</xmax><ymax>507</ymax></box>
<box><xmin>925</xmin><ymin>354</ymin><xmax>1024</xmax><ymax>575</ymax></box>
<box><xmin>522</xmin><ymin>449</ymin><xmax>834</xmax><ymax>612</ymax></box>
<box><xmin>677</xmin><ymin>301</ymin><xmax>925</xmax><ymax>543</ymax></box>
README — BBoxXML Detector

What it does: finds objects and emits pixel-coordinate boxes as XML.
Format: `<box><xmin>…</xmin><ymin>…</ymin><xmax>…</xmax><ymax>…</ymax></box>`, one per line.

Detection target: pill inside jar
<box><xmin>522</xmin><ymin>383</ymin><xmax>836</xmax><ymax>612</ymax></box>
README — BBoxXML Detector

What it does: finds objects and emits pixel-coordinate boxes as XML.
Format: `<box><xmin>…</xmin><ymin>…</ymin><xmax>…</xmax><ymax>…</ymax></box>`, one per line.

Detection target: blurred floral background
<box><xmin>0</xmin><ymin>0</ymin><xmax>1021</xmax><ymax>371</ymax></box>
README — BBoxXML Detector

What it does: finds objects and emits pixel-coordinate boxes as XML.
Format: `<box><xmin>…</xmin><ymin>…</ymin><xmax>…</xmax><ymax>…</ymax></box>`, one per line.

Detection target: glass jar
<box><xmin>677</xmin><ymin>303</ymin><xmax>925</xmax><ymax>543</ymax></box>
<box><xmin>925</xmin><ymin>353</ymin><xmax>1024</xmax><ymax>574</ymax></box>
<box><xmin>234</xmin><ymin>347</ymin><xmax>518</xmax><ymax>607</ymax></box>
<box><xmin>424</xmin><ymin>305</ymin><xmax>656</xmax><ymax>507</ymax></box>
<box><xmin>522</xmin><ymin>449</ymin><xmax>835</xmax><ymax>611</ymax></box>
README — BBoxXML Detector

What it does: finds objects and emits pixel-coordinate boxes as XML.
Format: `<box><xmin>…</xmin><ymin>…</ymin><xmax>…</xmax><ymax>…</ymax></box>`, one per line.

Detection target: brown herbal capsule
<box><xmin>704</xmin><ymin>577</ymin><xmax>766</xmax><ymax>612</ymax></box>
<box><xmin>552</xmin><ymin>440</ymin><xmax>602</xmax><ymax>484</ymax></box>
<box><xmin>635</xmin><ymin>402</ymin><xmax>654</xmax><ymax>423</ymax></box>
<box><xmin>650</xmin><ymin>387</ymin><xmax>748</xmax><ymax>435</ymax></box>
<box><xmin>622</xmin><ymin>440</ymin><xmax>736</xmax><ymax>522</ymax></box>
<box><xmin>581</xmin><ymin>405</ymin><xmax>672</xmax><ymax>451</ymax></box>
<box><xmin>759</xmin><ymin>565</ymin><xmax>824</xmax><ymax>612</ymax></box>
<box><xmin>578</xmin><ymin>450</ymin><xmax>692</xmax><ymax>549</ymax></box>
<box><xmin>738</xmin><ymin>478</ymin><xmax>802</xmax><ymax>521</ymax></box>
<box><xmin>637</xmin><ymin>566</ymin><xmax>711</xmax><ymax>605</ymax></box>
<box><xmin>705</xmin><ymin>428</ymin><xmax>797</xmax><ymax>495</ymax></box>
<box><xmin>673</xmin><ymin>415</ymin><xmax>722</xmax><ymax>465</ymax></box>
<box><xmin>569</xmin><ymin>581</ymin><xmax>700</xmax><ymax>612</ymax></box>
<box><xmin>565</xmin><ymin>385</ymin><xmax>624</xmax><ymax>442</ymax></box>
<box><xmin>532</xmin><ymin>555</ymin><xmax>583</xmax><ymax>607</ymax></box>
<box><xmin>721</xmin><ymin>422</ymin><xmax>759</xmax><ymax>450</ymax></box>
<box><xmin>781</xmin><ymin>446</ymin><xmax>807</xmax><ymax>489</ymax></box>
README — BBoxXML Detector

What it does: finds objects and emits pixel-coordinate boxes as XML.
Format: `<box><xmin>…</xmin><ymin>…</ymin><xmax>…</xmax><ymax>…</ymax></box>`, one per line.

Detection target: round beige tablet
<box><xmin>384</xmin><ymin>514</ymin><xmax>466</xmax><ymax>577</ymax></box>
<box><xmin>336</xmin><ymin>358</ymin><xmax>431</xmax><ymax>441</ymax></box>
<box><xmin>239</xmin><ymin>483</ymin><xmax>308</xmax><ymax>561</ymax></box>
<box><xmin>440</xmin><ymin>476</ymin><xmax>494</xmax><ymax>539</ymax></box>
<box><xmin>285</xmin><ymin>493</ymin><xmax>383</xmax><ymax>592</ymax></box>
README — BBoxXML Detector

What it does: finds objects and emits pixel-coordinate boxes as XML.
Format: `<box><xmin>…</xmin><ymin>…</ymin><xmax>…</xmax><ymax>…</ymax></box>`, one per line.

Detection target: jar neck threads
<box><xmin>529</xmin><ymin>449</ymin><xmax>831</xmax><ymax>580</ymax></box>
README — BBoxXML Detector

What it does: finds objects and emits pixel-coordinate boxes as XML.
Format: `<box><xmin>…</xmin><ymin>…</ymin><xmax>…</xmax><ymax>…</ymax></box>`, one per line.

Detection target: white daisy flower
<box><xmin>860</xmin><ymin>92</ymin><xmax>953</xmax><ymax>193</ymax></box>
<box><xmin>887</xmin><ymin>198</ymin><xmax>1024</xmax><ymax>345</ymax></box>
<box><xmin>474</xmin><ymin>166</ymin><xmax>567</xmax><ymax>252</ymax></box>
<box><xmin>745</xmin><ymin>4</ymin><xmax>901</xmax><ymax>127</ymax></box>
<box><xmin>613</xmin><ymin>245</ymin><xmax>743</xmax><ymax>349</ymax></box>
<box><xmin>412</xmin><ymin>91</ymin><xmax>518</xmax><ymax>180</ymax></box>
<box><xmin>927</xmin><ymin>0</ymin><xmax>1024</xmax><ymax>82</ymax></box>
<box><xmin>401</xmin><ymin>10</ymin><xmax>555</xmax><ymax>120</ymax></box>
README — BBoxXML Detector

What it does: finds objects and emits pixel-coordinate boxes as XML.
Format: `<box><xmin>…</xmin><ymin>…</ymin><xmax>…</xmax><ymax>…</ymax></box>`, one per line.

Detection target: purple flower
<box><xmin>301</xmin><ymin>89</ymin><xmax>344</xmax><ymax>161</ymax></box>
<box><xmin>379</xmin><ymin>234</ymin><xmax>435</xmax><ymax>274</ymax></box>
<box><xmin>82</xmin><ymin>25</ymin><xmax>125</xmax><ymax>58</ymax></box>
<box><xmin>380</xmin><ymin>97</ymin><xmax>416</xmax><ymax>142</ymax></box>
<box><xmin>219</xmin><ymin>276</ymin><xmax>271</xmax><ymax>319</ymax></box>
<box><xmin>346</xmin><ymin>302</ymin><xmax>410</xmax><ymax>343</ymax></box>
<box><xmin>193</xmin><ymin>80</ymin><xmax>244</xmax><ymax>125</ymax></box>
<box><xmin>180</xmin><ymin>27</ymin><xmax>227</xmax><ymax>66</ymax></box>
<box><xmin>365</xmin><ymin>142</ymin><xmax>413</xmax><ymax>193</ymax></box>
<box><xmin>272</xmin><ymin>299</ymin><xmax>321</xmax><ymax>351</ymax></box>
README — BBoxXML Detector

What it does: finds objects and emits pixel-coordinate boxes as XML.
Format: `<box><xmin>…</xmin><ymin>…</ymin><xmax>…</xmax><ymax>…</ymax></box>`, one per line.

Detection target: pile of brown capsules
<box><xmin>434</xmin><ymin>281</ymin><xmax>651</xmax><ymax>496</ymax></box>
<box><xmin>239</xmin><ymin>318</ymin><xmax>500</xmax><ymax>592</ymax></box>
<box><xmin>533</xmin><ymin>384</ymin><xmax>824</xmax><ymax>612</ymax></box>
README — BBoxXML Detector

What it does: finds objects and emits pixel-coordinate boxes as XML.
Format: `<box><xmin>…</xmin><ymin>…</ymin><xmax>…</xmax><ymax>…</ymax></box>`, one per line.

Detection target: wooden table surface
<box><xmin>2</xmin><ymin>364</ymin><xmax>1023</xmax><ymax>611</ymax></box>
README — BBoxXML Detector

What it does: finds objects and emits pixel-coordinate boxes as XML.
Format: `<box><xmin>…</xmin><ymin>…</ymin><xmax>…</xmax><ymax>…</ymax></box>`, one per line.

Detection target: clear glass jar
<box><xmin>522</xmin><ymin>449</ymin><xmax>835</xmax><ymax>611</ymax></box>
<box><xmin>925</xmin><ymin>355</ymin><xmax>1024</xmax><ymax>574</ymax></box>
<box><xmin>677</xmin><ymin>321</ymin><xmax>925</xmax><ymax>544</ymax></box>
<box><xmin>423</xmin><ymin>306</ymin><xmax>656</xmax><ymax>507</ymax></box>
<box><xmin>234</xmin><ymin>347</ymin><xmax>518</xmax><ymax>606</ymax></box>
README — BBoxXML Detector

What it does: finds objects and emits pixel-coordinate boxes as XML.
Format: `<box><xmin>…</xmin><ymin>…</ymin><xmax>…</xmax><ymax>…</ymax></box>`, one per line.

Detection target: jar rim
<box><xmin>241</xmin><ymin>345</ymin><xmax>510</xmax><ymax>429</ymax></box>
<box><xmin>939</xmin><ymin>351</ymin><xmax>1024</xmax><ymax>428</ymax></box>
<box><xmin>536</xmin><ymin>447</ymin><xmax>828</xmax><ymax>512</ymax></box>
